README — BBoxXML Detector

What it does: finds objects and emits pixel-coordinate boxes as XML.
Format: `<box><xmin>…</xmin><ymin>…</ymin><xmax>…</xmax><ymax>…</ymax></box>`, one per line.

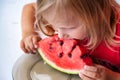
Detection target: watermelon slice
<box><xmin>37</xmin><ymin>35</ymin><xmax>92</xmax><ymax>74</ymax></box>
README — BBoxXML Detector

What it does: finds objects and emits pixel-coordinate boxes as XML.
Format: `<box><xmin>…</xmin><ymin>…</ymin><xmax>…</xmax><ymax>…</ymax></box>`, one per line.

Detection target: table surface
<box><xmin>0</xmin><ymin>0</ymin><xmax>120</xmax><ymax>80</ymax></box>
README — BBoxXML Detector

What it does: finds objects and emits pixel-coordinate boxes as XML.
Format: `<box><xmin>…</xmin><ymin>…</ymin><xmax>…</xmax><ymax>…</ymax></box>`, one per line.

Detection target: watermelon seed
<box><xmin>49</xmin><ymin>43</ymin><xmax>53</xmax><ymax>50</ymax></box>
<box><xmin>59</xmin><ymin>52</ymin><xmax>63</xmax><ymax>58</ymax></box>
<box><xmin>50</xmin><ymin>46</ymin><xmax>53</xmax><ymax>50</ymax></box>
<box><xmin>68</xmin><ymin>53</ymin><xmax>72</xmax><ymax>58</ymax></box>
<box><xmin>49</xmin><ymin>45</ymin><xmax>53</xmax><ymax>50</ymax></box>
<box><xmin>59</xmin><ymin>41</ymin><xmax>64</xmax><ymax>46</ymax></box>
<box><xmin>80</xmin><ymin>53</ymin><xmax>89</xmax><ymax>58</ymax></box>
<box><xmin>72</xmin><ymin>45</ymin><xmax>76</xmax><ymax>50</ymax></box>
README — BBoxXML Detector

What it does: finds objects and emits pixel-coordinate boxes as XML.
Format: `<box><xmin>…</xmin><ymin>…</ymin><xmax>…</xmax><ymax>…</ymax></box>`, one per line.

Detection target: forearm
<box><xmin>21</xmin><ymin>3</ymin><xmax>37</xmax><ymax>38</ymax></box>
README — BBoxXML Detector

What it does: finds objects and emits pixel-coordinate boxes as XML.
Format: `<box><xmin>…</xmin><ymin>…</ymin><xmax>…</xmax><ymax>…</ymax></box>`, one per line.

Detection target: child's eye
<box><xmin>66</xmin><ymin>26</ymin><xmax>77</xmax><ymax>30</ymax></box>
<box><xmin>39</xmin><ymin>16</ymin><xmax>55</xmax><ymax>36</ymax></box>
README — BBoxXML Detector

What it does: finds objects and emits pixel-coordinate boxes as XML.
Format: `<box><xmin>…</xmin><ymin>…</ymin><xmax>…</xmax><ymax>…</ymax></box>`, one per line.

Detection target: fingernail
<box><xmin>33</xmin><ymin>50</ymin><xmax>36</xmax><ymax>53</ymax></box>
<box><xmin>34</xmin><ymin>45</ymin><xmax>38</xmax><ymax>48</ymax></box>
<box><xmin>79</xmin><ymin>73</ymin><xmax>82</xmax><ymax>77</ymax></box>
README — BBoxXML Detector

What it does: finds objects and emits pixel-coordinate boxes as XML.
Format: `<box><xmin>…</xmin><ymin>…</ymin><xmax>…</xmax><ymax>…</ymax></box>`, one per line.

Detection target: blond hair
<box><xmin>35</xmin><ymin>0</ymin><xmax>120</xmax><ymax>51</ymax></box>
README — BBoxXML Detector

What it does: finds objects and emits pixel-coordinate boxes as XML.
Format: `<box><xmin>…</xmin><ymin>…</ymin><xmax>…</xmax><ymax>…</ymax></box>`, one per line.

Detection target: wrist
<box><xmin>22</xmin><ymin>31</ymin><xmax>38</xmax><ymax>39</ymax></box>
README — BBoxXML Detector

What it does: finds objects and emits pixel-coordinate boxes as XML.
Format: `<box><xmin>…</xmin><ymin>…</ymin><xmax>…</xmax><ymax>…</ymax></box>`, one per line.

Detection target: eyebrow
<box><xmin>41</xmin><ymin>15</ymin><xmax>80</xmax><ymax>30</ymax></box>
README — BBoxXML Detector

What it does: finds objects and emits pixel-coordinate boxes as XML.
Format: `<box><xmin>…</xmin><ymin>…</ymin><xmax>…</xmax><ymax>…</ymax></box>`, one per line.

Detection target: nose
<box><xmin>58</xmin><ymin>33</ymin><xmax>69</xmax><ymax>38</ymax></box>
<box><xmin>57</xmin><ymin>29</ymin><xmax>69</xmax><ymax>38</ymax></box>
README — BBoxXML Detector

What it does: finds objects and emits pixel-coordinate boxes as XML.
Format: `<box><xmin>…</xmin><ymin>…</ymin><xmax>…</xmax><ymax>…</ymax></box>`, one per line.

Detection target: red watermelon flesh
<box><xmin>37</xmin><ymin>35</ymin><xmax>92</xmax><ymax>74</ymax></box>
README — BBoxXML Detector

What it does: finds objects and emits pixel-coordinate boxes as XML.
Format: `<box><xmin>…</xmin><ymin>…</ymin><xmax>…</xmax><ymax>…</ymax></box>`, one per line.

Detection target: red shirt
<box><xmin>91</xmin><ymin>21</ymin><xmax>120</xmax><ymax>72</ymax></box>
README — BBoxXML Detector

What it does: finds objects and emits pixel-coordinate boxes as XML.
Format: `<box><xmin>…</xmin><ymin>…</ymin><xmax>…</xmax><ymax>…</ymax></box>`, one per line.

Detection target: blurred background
<box><xmin>0</xmin><ymin>0</ymin><xmax>35</xmax><ymax>80</ymax></box>
<box><xmin>0</xmin><ymin>0</ymin><xmax>120</xmax><ymax>80</ymax></box>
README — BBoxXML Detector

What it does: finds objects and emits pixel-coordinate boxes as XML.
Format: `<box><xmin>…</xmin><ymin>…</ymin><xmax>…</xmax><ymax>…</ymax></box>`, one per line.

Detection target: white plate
<box><xmin>12</xmin><ymin>53</ymin><xmax>81</xmax><ymax>80</ymax></box>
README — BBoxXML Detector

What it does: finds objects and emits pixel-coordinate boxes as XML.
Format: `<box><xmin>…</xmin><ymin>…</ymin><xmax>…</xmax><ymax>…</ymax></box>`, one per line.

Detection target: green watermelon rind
<box><xmin>37</xmin><ymin>48</ymin><xmax>80</xmax><ymax>74</ymax></box>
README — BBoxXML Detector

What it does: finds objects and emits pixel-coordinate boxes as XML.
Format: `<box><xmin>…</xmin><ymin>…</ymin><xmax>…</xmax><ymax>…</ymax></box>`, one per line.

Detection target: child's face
<box><xmin>42</xmin><ymin>9</ymin><xmax>87</xmax><ymax>40</ymax></box>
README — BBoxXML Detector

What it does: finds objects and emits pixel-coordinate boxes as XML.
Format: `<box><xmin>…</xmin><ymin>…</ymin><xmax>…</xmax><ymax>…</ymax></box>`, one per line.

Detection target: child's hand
<box><xmin>79</xmin><ymin>64</ymin><xmax>120</xmax><ymax>80</ymax></box>
<box><xmin>20</xmin><ymin>32</ymin><xmax>41</xmax><ymax>54</ymax></box>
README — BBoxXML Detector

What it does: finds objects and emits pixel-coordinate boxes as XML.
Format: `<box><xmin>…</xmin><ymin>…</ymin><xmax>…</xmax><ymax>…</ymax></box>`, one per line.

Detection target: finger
<box><xmin>24</xmin><ymin>40</ymin><xmax>33</xmax><ymax>53</ymax></box>
<box><xmin>20</xmin><ymin>40</ymin><xmax>28</xmax><ymax>53</ymax></box>
<box><xmin>25</xmin><ymin>44</ymin><xmax>33</xmax><ymax>53</ymax></box>
<box><xmin>80</xmin><ymin>69</ymin><xmax>100</xmax><ymax>79</ymax></box>
<box><xmin>27</xmin><ymin>39</ymin><xmax>36</xmax><ymax>51</ymax></box>
<box><xmin>30</xmin><ymin>35</ymin><xmax>41</xmax><ymax>52</ymax></box>
<box><xmin>31</xmin><ymin>51</ymin><xmax>36</xmax><ymax>54</ymax></box>
<box><xmin>26</xmin><ymin>36</ymin><xmax>38</xmax><ymax>53</ymax></box>
<box><xmin>84</xmin><ymin>65</ymin><xmax>99</xmax><ymax>72</ymax></box>
<box><xmin>79</xmin><ymin>73</ymin><xmax>94</xmax><ymax>80</ymax></box>
<box><xmin>32</xmin><ymin>35</ymin><xmax>41</xmax><ymax>48</ymax></box>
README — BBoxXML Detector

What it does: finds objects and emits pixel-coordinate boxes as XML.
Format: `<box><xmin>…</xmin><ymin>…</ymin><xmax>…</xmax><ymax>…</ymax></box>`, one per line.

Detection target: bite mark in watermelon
<box><xmin>37</xmin><ymin>35</ymin><xmax>92</xmax><ymax>74</ymax></box>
